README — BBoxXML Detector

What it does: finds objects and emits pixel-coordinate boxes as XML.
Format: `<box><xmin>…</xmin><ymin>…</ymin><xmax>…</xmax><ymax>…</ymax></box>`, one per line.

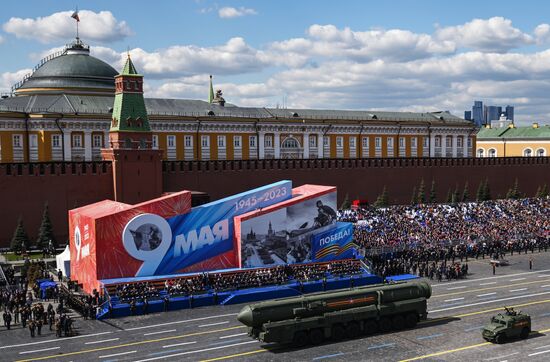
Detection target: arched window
<box><xmin>125</xmin><ymin>138</ymin><xmax>133</xmax><ymax>149</ymax></box>
<box><xmin>477</xmin><ymin>148</ymin><xmax>485</xmax><ymax>158</ymax></box>
<box><xmin>281</xmin><ymin>137</ymin><xmax>300</xmax><ymax>149</ymax></box>
<box><xmin>488</xmin><ymin>149</ymin><xmax>497</xmax><ymax>158</ymax></box>
<box><xmin>536</xmin><ymin>148</ymin><xmax>546</xmax><ymax>157</ymax></box>
<box><xmin>523</xmin><ymin>148</ymin><xmax>533</xmax><ymax>157</ymax></box>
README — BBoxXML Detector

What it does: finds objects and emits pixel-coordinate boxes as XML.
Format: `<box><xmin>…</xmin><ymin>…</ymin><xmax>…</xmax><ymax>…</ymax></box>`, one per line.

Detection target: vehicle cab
<box><xmin>482</xmin><ymin>307</ymin><xmax>531</xmax><ymax>343</ymax></box>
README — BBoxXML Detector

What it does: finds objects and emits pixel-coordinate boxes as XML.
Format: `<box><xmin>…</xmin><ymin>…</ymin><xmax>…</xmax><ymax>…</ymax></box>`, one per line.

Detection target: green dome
<box><xmin>15</xmin><ymin>42</ymin><xmax>117</xmax><ymax>95</ymax></box>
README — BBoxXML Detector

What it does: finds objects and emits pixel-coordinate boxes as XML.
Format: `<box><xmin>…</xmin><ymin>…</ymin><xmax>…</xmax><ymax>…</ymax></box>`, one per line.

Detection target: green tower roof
<box><xmin>122</xmin><ymin>55</ymin><xmax>139</xmax><ymax>75</ymax></box>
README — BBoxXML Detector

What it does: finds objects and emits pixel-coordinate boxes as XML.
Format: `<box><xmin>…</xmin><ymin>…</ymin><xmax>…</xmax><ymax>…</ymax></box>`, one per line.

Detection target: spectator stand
<box><xmin>96</xmin><ymin>259</ymin><xmax>383</xmax><ymax>319</ymax></box>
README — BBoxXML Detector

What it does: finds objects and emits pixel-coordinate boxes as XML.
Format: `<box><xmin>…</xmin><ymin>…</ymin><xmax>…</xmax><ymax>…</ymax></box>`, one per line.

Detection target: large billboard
<box><xmin>311</xmin><ymin>222</ymin><xmax>356</xmax><ymax>262</ymax></box>
<box><xmin>239</xmin><ymin>191</ymin><xmax>339</xmax><ymax>268</ymax></box>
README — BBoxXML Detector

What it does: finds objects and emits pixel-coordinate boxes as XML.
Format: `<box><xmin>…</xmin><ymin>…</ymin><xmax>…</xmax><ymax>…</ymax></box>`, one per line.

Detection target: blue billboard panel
<box><xmin>311</xmin><ymin>222</ymin><xmax>356</xmax><ymax>262</ymax></box>
<box><xmin>152</xmin><ymin>180</ymin><xmax>293</xmax><ymax>275</ymax></box>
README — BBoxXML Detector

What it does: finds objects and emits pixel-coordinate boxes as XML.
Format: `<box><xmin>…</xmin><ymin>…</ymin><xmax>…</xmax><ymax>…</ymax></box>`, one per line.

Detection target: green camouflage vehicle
<box><xmin>482</xmin><ymin>307</ymin><xmax>531</xmax><ymax>343</ymax></box>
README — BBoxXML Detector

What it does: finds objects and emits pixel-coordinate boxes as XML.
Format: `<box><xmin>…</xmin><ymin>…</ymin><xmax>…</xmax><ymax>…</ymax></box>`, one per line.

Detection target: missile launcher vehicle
<box><xmin>237</xmin><ymin>280</ymin><xmax>431</xmax><ymax>346</ymax></box>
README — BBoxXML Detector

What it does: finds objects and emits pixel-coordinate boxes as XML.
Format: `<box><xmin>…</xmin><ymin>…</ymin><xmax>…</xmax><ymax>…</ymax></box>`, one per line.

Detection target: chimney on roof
<box><xmin>533</xmin><ymin>122</ymin><xmax>539</xmax><ymax>129</ymax></box>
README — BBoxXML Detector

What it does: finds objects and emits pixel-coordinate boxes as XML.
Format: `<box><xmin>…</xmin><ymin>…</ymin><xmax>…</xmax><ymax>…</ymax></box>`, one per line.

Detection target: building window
<box><xmin>201</xmin><ymin>135</ymin><xmax>210</xmax><ymax>148</ymax></box>
<box><xmin>375</xmin><ymin>137</ymin><xmax>381</xmax><ymax>148</ymax></box>
<box><xmin>29</xmin><ymin>134</ymin><xmax>38</xmax><ymax>148</ymax></box>
<box><xmin>309</xmin><ymin>135</ymin><xmax>317</xmax><ymax>147</ymax></box>
<box><xmin>265</xmin><ymin>135</ymin><xmax>273</xmax><ymax>148</ymax></box>
<box><xmin>336</xmin><ymin>136</ymin><xmax>343</xmax><ymax>148</ymax></box>
<box><xmin>523</xmin><ymin>148</ymin><xmax>533</xmax><ymax>157</ymax></box>
<box><xmin>399</xmin><ymin>137</ymin><xmax>405</xmax><ymax>148</ymax></box>
<box><xmin>387</xmin><ymin>137</ymin><xmax>394</xmax><ymax>148</ymax></box>
<box><xmin>249</xmin><ymin>135</ymin><xmax>256</xmax><ymax>148</ymax></box>
<box><xmin>323</xmin><ymin>136</ymin><xmax>329</xmax><ymax>146</ymax></box>
<box><xmin>52</xmin><ymin>134</ymin><xmax>61</xmax><ymax>149</ymax></box>
<box><xmin>536</xmin><ymin>148</ymin><xmax>546</xmax><ymax>157</ymax></box>
<box><xmin>362</xmin><ymin>137</ymin><xmax>369</xmax><ymax>148</ymax></box>
<box><xmin>349</xmin><ymin>137</ymin><xmax>356</xmax><ymax>148</ymax></box>
<box><xmin>488</xmin><ymin>148</ymin><xmax>497</xmax><ymax>157</ymax></box>
<box><xmin>282</xmin><ymin>137</ymin><xmax>299</xmax><ymax>148</ymax></box>
<box><xmin>457</xmin><ymin>137</ymin><xmax>463</xmax><ymax>148</ymax></box>
<box><xmin>411</xmin><ymin>137</ymin><xmax>417</xmax><ymax>148</ymax></box>
<box><xmin>423</xmin><ymin>137</ymin><xmax>429</xmax><ymax>148</ymax></box>
<box><xmin>434</xmin><ymin>136</ymin><xmax>441</xmax><ymax>148</ymax></box>
<box><xmin>217</xmin><ymin>135</ymin><xmax>226</xmax><ymax>148</ymax></box>
<box><xmin>477</xmin><ymin>148</ymin><xmax>485</xmax><ymax>157</ymax></box>
<box><xmin>152</xmin><ymin>135</ymin><xmax>158</xmax><ymax>148</ymax></box>
<box><xmin>93</xmin><ymin>134</ymin><xmax>102</xmax><ymax>148</ymax></box>
<box><xmin>167</xmin><ymin>135</ymin><xmax>176</xmax><ymax>148</ymax></box>
<box><xmin>467</xmin><ymin>137</ymin><xmax>472</xmax><ymax>148</ymax></box>
<box><xmin>233</xmin><ymin>136</ymin><xmax>242</xmax><ymax>148</ymax></box>
<box><xmin>446</xmin><ymin>136</ymin><xmax>453</xmax><ymax>148</ymax></box>
<box><xmin>184</xmin><ymin>135</ymin><xmax>193</xmax><ymax>148</ymax></box>
<box><xmin>72</xmin><ymin>134</ymin><xmax>82</xmax><ymax>148</ymax></box>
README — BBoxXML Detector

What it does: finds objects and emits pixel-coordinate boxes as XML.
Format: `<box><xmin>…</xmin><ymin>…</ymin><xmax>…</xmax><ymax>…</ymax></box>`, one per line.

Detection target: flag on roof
<box><xmin>71</xmin><ymin>11</ymin><xmax>80</xmax><ymax>22</ymax></box>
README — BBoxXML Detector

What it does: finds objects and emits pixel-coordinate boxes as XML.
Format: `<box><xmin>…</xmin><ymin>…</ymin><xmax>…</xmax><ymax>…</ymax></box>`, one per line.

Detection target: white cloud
<box><xmin>0</xmin><ymin>68</ymin><xmax>32</xmax><ymax>93</ymax></box>
<box><xmin>2</xmin><ymin>10</ymin><xmax>132</xmax><ymax>43</ymax></box>
<box><xmin>535</xmin><ymin>24</ymin><xmax>550</xmax><ymax>44</ymax></box>
<box><xmin>218</xmin><ymin>7</ymin><xmax>257</xmax><ymax>19</ymax></box>
<box><xmin>0</xmin><ymin>35</ymin><xmax>4</xmax><ymax>44</ymax></box>
<box><xmin>435</xmin><ymin>17</ymin><xmax>533</xmax><ymax>52</ymax></box>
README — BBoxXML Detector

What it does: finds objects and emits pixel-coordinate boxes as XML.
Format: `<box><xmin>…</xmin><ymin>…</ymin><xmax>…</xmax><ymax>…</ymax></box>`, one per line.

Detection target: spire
<box><xmin>122</xmin><ymin>53</ymin><xmax>139</xmax><ymax>75</ymax></box>
<box><xmin>208</xmin><ymin>75</ymin><xmax>214</xmax><ymax>103</ymax></box>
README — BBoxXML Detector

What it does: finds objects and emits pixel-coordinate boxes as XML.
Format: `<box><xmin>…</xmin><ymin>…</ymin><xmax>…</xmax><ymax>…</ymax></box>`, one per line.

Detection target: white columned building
<box><xmin>63</xmin><ymin>130</ymin><xmax>72</xmax><ymax>161</ymax></box>
<box><xmin>84</xmin><ymin>131</ymin><xmax>92</xmax><ymax>161</ymax></box>
<box><xmin>274</xmin><ymin>133</ymin><xmax>280</xmax><ymax>159</ymax></box>
<box><xmin>303</xmin><ymin>132</ymin><xmax>309</xmax><ymax>159</ymax></box>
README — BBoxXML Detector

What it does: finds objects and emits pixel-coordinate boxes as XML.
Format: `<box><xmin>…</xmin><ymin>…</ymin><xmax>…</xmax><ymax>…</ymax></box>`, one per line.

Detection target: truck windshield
<box><xmin>491</xmin><ymin>318</ymin><xmax>506</xmax><ymax>325</ymax></box>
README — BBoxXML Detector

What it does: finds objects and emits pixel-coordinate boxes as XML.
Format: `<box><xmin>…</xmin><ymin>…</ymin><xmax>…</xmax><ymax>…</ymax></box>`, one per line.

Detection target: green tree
<box><xmin>506</xmin><ymin>178</ymin><xmax>520</xmax><ymax>199</ymax></box>
<box><xmin>411</xmin><ymin>186</ymin><xmax>417</xmax><ymax>205</ymax></box>
<box><xmin>11</xmin><ymin>217</ymin><xmax>31</xmax><ymax>254</ymax></box>
<box><xmin>417</xmin><ymin>179</ymin><xmax>426</xmax><ymax>204</ymax></box>
<box><xmin>483</xmin><ymin>178</ymin><xmax>492</xmax><ymax>201</ymax></box>
<box><xmin>429</xmin><ymin>180</ymin><xmax>437</xmax><ymax>203</ymax></box>
<box><xmin>535</xmin><ymin>186</ymin><xmax>542</xmax><ymax>198</ymax></box>
<box><xmin>540</xmin><ymin>184</ymin><xmax>549</xmax><ymax>198</ymax></box>
<box><xmin>374</xmin><ymin>186</ymin><xmax>389</xmax><ymax>208</ymax></box>
<box><xmin>462</xmin><ymin>182</ymin><xmax>470</xmax><ymax>202</ymax></box>
<box><xmin>340</xmin><ymin>193</ymin><xmax>351</xmax><ymax>210</ymax></box>
<box><xmin>452</xmin><ymin>185</ymin><xmax>460</xmax><ymax>204</ymax></box>
<box><xmin>36</xmin><ymin>203</ymin><xmax>57</xmax><ymax>250</ymax></box>
<box><xmin>476</xmin><ymin>180</ymin><xmax>484</xmax><ymax>202</ymax></box>
<box><xmin>446</xmin><ymin>188</ymin><xmax>453</xmax><ymax>203</ymax></box>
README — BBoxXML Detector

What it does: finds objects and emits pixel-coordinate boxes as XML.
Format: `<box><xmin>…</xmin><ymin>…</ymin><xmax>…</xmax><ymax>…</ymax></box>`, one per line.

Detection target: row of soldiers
<box><xmin>2</xmin><ymin>304</ymin><xmax>74</xmax><ymax>337</ymax></box>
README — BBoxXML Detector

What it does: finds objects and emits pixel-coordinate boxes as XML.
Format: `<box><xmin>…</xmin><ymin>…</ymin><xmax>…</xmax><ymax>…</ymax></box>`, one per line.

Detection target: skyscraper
<box><xmin>472</xmin><ymin>101</ymin><xmax>484</xmax><ymax>127</ymax></box>
<box><xmin>505</xmin><ymin>105</ymin><xmax>514</xmax><ymax>121</ymax></box>
<box><xmin>486</xmin><ymin>106</ymin><xmax>500</xmax><ymax>124</ymax></box>
<box><xmin>464</xmin><ymin>111</ymin><xmax>472</xmax><ymax>120</ymax></box>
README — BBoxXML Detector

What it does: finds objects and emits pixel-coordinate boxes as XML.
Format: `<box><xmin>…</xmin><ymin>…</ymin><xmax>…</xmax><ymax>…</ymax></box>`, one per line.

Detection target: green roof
<box><xmin>477</xmin><ymin>125</ymin><xmax>550</xmax><ymax>139</ymax></box>
<box><xmin>121</xmin><ymin>56</ymin><xmax>139</xmax><ymax>76</ymax></box>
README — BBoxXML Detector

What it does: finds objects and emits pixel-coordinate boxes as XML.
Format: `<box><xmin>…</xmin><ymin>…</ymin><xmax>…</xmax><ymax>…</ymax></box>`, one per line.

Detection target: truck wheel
<box><xmin>520</xmin><ymin>327</ymin><xmax>530</xmax><ymax>339</ymax></box>
<box><xmin>346</xmin><ymin>322</ymin><xmax>361</xmax><ymax>339</ymax></box>
<box><xmin>309</xmin><ymin>329</ymin><xmax>324</xmax><ymax>345</ymax></box>
<box><xmin>332</xmin><ymin>324</ymin><xmax>345</xmax><ymax>341</ymax></box>
<box><xmin>379</xmin><ymin>317</ymin><xmax>392</xmax><ymax>333</ymax></box>
<box><xmin>364</xmin><ymin>320</ymin><xmax>378</xmax><ymax>335</ymax></box>
<box><xmin>495</xmin><ymin>333</ymin><xmax>507</xmax><ymax>344</ymax></box>
<box><xmin>405</xmin><ymin>313</ymin><xmax>418</xmax><ymax>328</ymax></box>
<box><xmin>293</xmin><ymin>331</ymin><xmax>309</xmax><ymax>347</ymax></box>
<box><xmin>392</xmin><ymin>315</ymin><xmax>405</xmax><ymax>330</ymax></box>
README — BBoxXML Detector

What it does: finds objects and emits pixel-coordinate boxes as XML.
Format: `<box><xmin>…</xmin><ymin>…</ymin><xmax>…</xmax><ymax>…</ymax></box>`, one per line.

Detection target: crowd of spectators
<box><xmin>110</xmin><ymin>259</ymin><xmax>365</xmax><ymax>303</ymax></box>
<box><xmin>338</xmin><ymin>198</ymin><xmax>550</xmax><ymax>278</ymax></box>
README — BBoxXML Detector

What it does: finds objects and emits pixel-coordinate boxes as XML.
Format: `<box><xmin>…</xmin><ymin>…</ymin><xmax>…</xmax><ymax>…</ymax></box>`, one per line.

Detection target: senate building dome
<box><xmin>14</xmin><ymin>39</ymin><xmax>117</xmax><ymax>96</ymax></box>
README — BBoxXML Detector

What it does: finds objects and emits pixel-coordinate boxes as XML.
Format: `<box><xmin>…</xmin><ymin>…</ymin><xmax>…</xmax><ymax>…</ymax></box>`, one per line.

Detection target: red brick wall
<box><xmin>162</xmin><ymin>157</ymin><xmax>550</xmax><ymax>206</ymax></box>
<box><xmin>0</xmin><ymin>162</ymin><xmax>114</xmax><ymax>249</ymax></box>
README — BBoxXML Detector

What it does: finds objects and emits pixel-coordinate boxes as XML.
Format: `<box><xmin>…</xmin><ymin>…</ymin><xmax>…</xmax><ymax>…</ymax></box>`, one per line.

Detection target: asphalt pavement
<box><xmin>2</xmin><ymin>251</ymin><xmax>550</xmax><ymax>362</ymax></box>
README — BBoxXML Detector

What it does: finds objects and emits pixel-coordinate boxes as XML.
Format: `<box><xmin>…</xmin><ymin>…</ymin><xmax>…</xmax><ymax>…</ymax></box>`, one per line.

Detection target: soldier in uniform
<box><xmin>3</xmin><ymin>311</ymin><xmax>12</xmax><ymax>330</ymax></box>
<box><xmin>28</xmin><ymin>319</ymin><xmax>36</xmax><ymax>337</ymax></box>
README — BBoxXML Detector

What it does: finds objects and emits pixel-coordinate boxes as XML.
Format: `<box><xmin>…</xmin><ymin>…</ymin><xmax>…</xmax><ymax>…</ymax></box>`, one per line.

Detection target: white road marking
<box><xmin>446</xmin><ymin>286</ymin><xmax>467</xmax><ymax>290</ymax></box>
<box><xmin>143</xmin><ymin>329</ymin><xmax>177</xmax><ymax>336</ymax></box>
<box><xmin>539</xmin><ymin>275</ymin><xmax>550</xmax><ymax>278</ymax></box>
<box><xmin>541</xmin><ymin>285</ymin><xmax>550</xmax><ymax>288</ymax></box>
<box><xmin>444</xmin><ymin>297</ymin><xmax>465</xmax><ymax>302</ymax></box>
<box><xmin>509</xmin><ymin>278</ymin><xmax>526</xmax><ymax>282</ymax></box>
<box><xmin>479</xmin><ymin>282</ymin><xmax>497</xmax><ymax>286</ymax></box>
<box><xmin>162</xmin><ymin>341</ymin><xmax>197</xmax><ymax>348</ymax></box>
<box><xmin>509</xmin><ymin>288</ymin><xmax>528</xmax><ymax>292</ymax></box>
<box><xmin>430</xmin><ymin>269</ymin><xmax>550</xmax><ymax>288</ymax></box>
<box><xmin>528</xmin><ymin>349</ymin><xmax>550</xmax><ymax>357</ymax></box>
<box><xmin>124</xmin><ymin>313</ymin><xmax>237</xmax><ymax>331</ymax></box>
<box><xmin>219</xmin><ymin>332</ymin><xmax>248</xmax><ymax>339</ymax></box>
<box><xmin>99</xmin><ymin>350</ymin><xmax>137</xmax><ymax>359</ymax></box>
<box><xmin>134</xmin><ymin>340</ymin><xmax>257</xmax><ymax>362</ymax></box>
<box><xmin>198</xmin><ymin>321</ymin><xmax>230</xmax><ymax>328</ymax></box>
<box><xmin>477</xmin><ymin>292</ymin><xmax>497</xmax><ymax>297</ymax></box>
<box><xmin>430</xmin><ymin>290</ymin><xmax>550</xmax><ymax>313</ymax></box>
<box><xmin>0</xmin><ymin>332</ymin><xmax>113</xmax><ymax>349</ymax></box>
<box><xmin>19</xmin><ymin>347</ymin><xmax>60</xmax><ymax>355</ymax></box>
<box><xmin>85</xmin><ymin>338</ymin><xmax>120</xmax><ymax>345</ymax></box>
<box><xmin>534</xmin><ymin>344</ymin><xmax>550</xmax><ymax>350</ymax></box>
<box><xmin>484</xmin><ymin>352</ymin><xmax>519</xmax><ymax>360</ymax></box>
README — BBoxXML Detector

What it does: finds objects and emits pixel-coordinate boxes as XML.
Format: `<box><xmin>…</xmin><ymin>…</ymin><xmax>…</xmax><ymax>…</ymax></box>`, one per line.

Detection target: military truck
<box><xmin>482</xmin><ymin>307</ymin><xmax>531</xmax><ymax>343</ymax></box>
<box><xmin>237</xmin><ymin>280</ymin><xmax>431</xmax><ymax>346</ymax></box>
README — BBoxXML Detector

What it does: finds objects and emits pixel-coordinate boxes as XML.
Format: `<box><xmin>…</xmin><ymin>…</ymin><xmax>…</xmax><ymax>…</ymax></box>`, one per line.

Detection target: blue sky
<box><xmin>2</xmin><ymin>0</ymin><xmax>550</xmax><ymax>123</ymax></box>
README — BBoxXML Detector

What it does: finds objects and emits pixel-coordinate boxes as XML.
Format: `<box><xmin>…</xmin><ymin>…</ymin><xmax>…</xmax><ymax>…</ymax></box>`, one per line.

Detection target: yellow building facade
<box><xmin>476</xmin><ymin>123</ymin><xmax>550</xmax><ymax>157</ymax></box>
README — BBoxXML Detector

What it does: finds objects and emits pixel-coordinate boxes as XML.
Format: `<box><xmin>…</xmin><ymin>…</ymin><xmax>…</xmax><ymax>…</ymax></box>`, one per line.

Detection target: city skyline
<box><xmin>2</xmin><ymin>1</ymin><xmax>550</xmax><ymax>124</ymax></box>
